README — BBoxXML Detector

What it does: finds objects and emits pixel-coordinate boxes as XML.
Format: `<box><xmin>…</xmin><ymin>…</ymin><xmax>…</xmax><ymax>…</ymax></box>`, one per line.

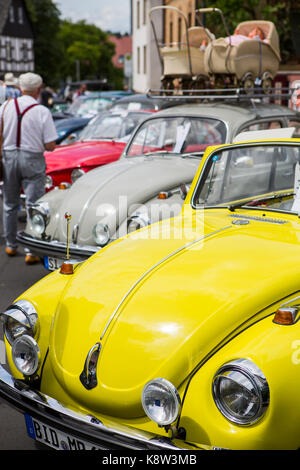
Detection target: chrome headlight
<box><xmin>212</xmin><ymin>359</ymin><xmax>270</xmax><ymax>425</ymax></box>
<box><xmin>92</xmin><ymin>222</ymin><xmax>110</xmax><ymax>246</ymax></box>
<box><xmin>44</xmin><ymin>174</ymin><xmax>53</xmax><ymax>190</ymax></box>
<box><xmin>12</xmin><ymin>335</ymin><xmax>40</xmax><ymax>376</ymax></box>
<box><xmin>29</xmin><ymin>202</ymin><xmax>50</xmax><ymax>237</ymax></box>
<box><xmin>142</xmin><ymin>378</ymin><xmax>181</xmax><ymax>426</ymax></box>
<box><xmin>127</xmin><ymin>213</ymin><xmax>150</xmax><ymax>234</ymax></box>
<box><xmin>71</xmin><ymin>168</ymin><xmax>85</xmax><ymax>183</ymax></box>
<box><xmin>1</xmin><ymin>300</ymin><xmax>39</xmax><ymax>345</ymax></box>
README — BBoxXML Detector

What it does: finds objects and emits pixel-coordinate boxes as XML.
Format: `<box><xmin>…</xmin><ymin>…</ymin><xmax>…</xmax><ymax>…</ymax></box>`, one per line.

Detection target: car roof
<box><xmin>138</xmin><ymin>101</ymin><xmax>299</xmax><ymax>124</ymax></box>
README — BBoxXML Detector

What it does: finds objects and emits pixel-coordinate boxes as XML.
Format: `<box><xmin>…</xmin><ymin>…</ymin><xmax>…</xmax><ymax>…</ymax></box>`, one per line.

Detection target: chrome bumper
<box><xmin>0</xmin><ymin>365</ymin><xmax>202</xmax><ymax>450</ymax></box>
<box><xmin>16</xmin><ymin>231</ymin><xmax>98</xmax><ymax>261</ymax></box>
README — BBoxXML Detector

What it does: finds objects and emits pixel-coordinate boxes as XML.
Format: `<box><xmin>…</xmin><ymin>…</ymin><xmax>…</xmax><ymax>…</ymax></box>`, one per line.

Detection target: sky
<box><xmin>55</xmin><ymin>0</ymin><xmax>131</xmax><ymax>34</ymax></box>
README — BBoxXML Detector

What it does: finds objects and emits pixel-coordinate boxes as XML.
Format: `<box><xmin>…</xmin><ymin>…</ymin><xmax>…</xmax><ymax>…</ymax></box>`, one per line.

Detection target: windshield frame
<box><xmin>191</xmin><ymin>141</ymin><xmax>300</xmax><ymax>216</ymax></box>
<box><xmin>123</xmin><ymin>114</ymin><xmax>229</xmax><ymax>159</ymax></box>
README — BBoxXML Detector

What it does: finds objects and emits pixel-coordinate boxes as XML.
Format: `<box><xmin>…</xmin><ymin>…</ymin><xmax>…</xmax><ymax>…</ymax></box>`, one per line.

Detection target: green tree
<box><xmin>25</xmin><ymin>0</ymin><xmax>63</xmax><ymax>85</ymax></box>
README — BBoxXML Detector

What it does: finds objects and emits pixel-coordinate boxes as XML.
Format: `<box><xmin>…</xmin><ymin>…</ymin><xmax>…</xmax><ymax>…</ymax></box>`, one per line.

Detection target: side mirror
<box><xmin>180</xmin><ymin>183</ymin><xmax>191</xmax><ymax>200</ymax></box>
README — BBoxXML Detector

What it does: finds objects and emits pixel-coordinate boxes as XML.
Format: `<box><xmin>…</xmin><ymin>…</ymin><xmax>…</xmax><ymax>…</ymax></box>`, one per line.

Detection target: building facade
<box><xmin>0</xmin><ymin>0</ymin><xmax>34</xmax><ymax>78</ymax></box>
<box><xmin>164</xmin><ymin>0</ymin><xmax>198</xmax><ymax>47</ymax></box>
<box><xmin>131</xmin><ymin>0</ymin><xmax>164</xmax><ymax>93</ymax></box>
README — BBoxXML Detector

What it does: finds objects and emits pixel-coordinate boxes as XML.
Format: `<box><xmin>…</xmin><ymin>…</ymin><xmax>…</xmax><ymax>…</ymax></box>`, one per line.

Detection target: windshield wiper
<box><xmin>228</xmin><ymin>192</ymin><xmax>294</xmax><ymax>212</ymax></box>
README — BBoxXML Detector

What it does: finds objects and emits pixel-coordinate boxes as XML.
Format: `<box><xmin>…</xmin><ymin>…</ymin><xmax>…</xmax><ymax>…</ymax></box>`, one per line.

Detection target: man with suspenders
<box><xmin>0</xmin><ymin>73</ymin><xmax>57</xmax><ymax>264</ymax></box>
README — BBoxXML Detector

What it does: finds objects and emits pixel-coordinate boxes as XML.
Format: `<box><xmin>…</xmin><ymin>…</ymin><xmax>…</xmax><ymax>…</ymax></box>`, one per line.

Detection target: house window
<box><xmin>188</xmin><ymin>12</ymin><xmax>192</xmax><ymax>28</ymax></box>
<box><xmin>170</xmin><ymin>21</ymin><xmax>173</xmax><ymax>46</ymax></box>
<box><xmin>143</xmin><ymin>45</ymin><xmax>147</xmax><ymax>74</ymax></box>
<box><xmin>9</xmin><ymin>6</ymin><xmax>14</xmax><ymax>22</ymax></box>
<box><xmin>137</xmin><ymin>1</ymin><xmax>140</xmax><ymax>29</ymax></box>
<box><xmin>18</xmin><ymin>7</ymin><xmax>24</xmax><ymax>24</ymax></box>
<box><xmin>6</xmin><ymin>41</ymin><xmax>14</xmax><ymax>60</ymax></box>
<box><xmin>21</xmin><ymin>42</ymin><xmax>28</xmax><ymax>60</ymax></box>
<box><xmin>137</xmin><ymin>46</ymin><xmax>140</xmax><ymax>74</ymax></box>
<box><xmin>178</xmin><ymin>18</ymin><xmax>182</xmax><ymax>45</ymax></box>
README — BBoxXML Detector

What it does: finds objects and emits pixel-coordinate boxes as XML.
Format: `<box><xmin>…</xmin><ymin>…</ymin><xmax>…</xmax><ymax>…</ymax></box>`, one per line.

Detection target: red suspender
<box><xmin>14</xmin><ymin>98</ymin><xmax>39</xmax><ymax>148</ymax></box>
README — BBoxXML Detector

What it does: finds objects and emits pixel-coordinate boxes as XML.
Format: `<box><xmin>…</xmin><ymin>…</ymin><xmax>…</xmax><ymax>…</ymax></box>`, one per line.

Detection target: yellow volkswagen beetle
<box><xmin>1</xmin><ymin>137</ymin><xmax>300</xmax><ymax>450</ymax></box>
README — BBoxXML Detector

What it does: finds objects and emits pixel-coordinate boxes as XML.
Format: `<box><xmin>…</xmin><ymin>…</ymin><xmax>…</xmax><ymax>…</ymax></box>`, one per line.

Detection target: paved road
<box><xmin>0</xmin><ymin>207</ymin><xmax>47</xmax><ymax>449</ymax></box>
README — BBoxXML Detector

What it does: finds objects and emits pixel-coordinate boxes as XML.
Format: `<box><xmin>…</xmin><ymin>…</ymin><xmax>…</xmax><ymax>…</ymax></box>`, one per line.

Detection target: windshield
<box><xmin>126</xmin><ymin>117</ymin><xmax>226</xmax><ymax>157</ymax></box>
<box><xmin>193</xmin><ymin>144</ymin><xmax>300</xmax><ymax>212</ymax></box>
<box><xmin>67</xmin><ymin>97</ymin><xmax>113</xmax><ymax>117</ymax></box>
<box><xmin>79</xmin><ymin>113</ymin><xmax>147</xmax><ymax>141</ymax></box>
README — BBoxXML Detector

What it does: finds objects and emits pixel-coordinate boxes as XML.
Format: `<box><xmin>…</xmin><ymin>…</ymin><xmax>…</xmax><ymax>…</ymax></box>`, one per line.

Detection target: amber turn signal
<box><xmin>158</xmin><ymin>192</ymin><xmax>169</xmax><ymax>199</ymax></box>
<box><xmin>273</xmin><ymin>307</ymin><xmax>299</xmax><ymax>325</ymax></box>
<box><xmin>60</xmin><ymin>261</ymin><xmax>74</xmax><ymax>275</ymax></box>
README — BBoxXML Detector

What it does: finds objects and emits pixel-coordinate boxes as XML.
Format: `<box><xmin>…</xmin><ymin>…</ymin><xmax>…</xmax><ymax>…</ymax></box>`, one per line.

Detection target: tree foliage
<box><xmin>25</xmin><ymin>0</ymin><xmax>124</xmax><ymax>88</ymax></box>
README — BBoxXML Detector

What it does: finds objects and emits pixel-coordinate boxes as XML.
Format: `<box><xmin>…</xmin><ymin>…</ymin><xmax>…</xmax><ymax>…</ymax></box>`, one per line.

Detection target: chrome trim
<box><xmin>100</xmin><ymin>226</ymin><xmax>232</xmax><ymax>341</ymax></box>
<box><xmin>212</xmin><ymin>359</ymin><xmax>269</xmax><ymax>426</ymax></box>
<box><xmin>0</xmin><ymin>365</ymin><xmax>203</xmax><ymax>450</ymax></box>
<box><xmin>142</xmin><ymin>378</ymin><xmax>181</xmax><ymax>426</ymax></box>
<box><xmin>16</xmin><ymin>231</ymin><xmax>98</xmax><ymax>260</ymax></box>
<box><xmin>227</xmin><ymin>214</ymin><xmax>288</xmax><ymax>225</ymax></box>
<box><xmin>80</xmin><ymin>343</ymin><xmax>101</xmax><ymax>390</ymax></box>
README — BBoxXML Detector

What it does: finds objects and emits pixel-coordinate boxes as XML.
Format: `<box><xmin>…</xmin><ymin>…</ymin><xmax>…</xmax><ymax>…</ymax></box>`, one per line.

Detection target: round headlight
<box><xmin>127</xmin><ymin>214</ymin><xmax>150</xmax><ymax>234</ymax></box>
<box><xmin>31</xmin><ymin>213</ymin><xmax>46</xmax><ymax>236</ymax></box>
<box><xmin>141</xmin><ymin>378</ymin><xmax>181</xmax><ymax>426</ymax></box>
<box><xmin>44</xmin><ymin>175</ymin><xmax>53</xmax><ymax>190</ymax></box>
<box><xmin>212</xmin><ymin>359</ymin><xmax>269</xmax><ymax>425</ymax></box>
<box><xmin>92</xmin><ymin>222</ymin><xmax>110</xmax><ymax>246</ymax></box>
<box><xmin>12</xmin><ymin>335</ymin><xmax>40</xmax><ymax>376</ymax></box>
<box><xmin>2</xmin><ymin>300</ymin><xmax>39</xmax><ymax>345</ymax></box>
<box><xmin>71</xmin><ymin>168</ymin><xmax>85</xmax><ymax>183</ymax></box>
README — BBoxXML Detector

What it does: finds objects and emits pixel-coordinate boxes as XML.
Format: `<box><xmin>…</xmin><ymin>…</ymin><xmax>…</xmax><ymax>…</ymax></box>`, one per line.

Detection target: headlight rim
<box><xmin>92</xmin><ymin>222</ymin><xmax>110</xmax><ymax>247</ymax></box>
<box><xmin>29</xmin><ymin>202</ymin><xmax>50</xmax><ymax>237</ymax></box>
<box><xmin>212</xmin><ymin>358</ymin><xmax>270</xmax><ymax>426</ymax></box>
<box><xmin>141</xmin><ymin>377</ymin><xmax>181</xmax><ymax>427</ymax></box>
<box><xmin>2</xmin><ymin>300</ymin><xmax>39</xmax><ymax>346</ymax></box>
<box><xmin>12</xmin><ymin>334</ymin><xmax>41</xmax><ymax>377</ymax></box>
<box><xmin>71</xmin><ymin>167</ymin><xmax>86</xmax><ymax>184</ymax></box>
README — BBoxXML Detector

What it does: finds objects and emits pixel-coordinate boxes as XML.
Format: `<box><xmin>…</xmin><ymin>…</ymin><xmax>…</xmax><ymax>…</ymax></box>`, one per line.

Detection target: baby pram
<box><xmin>149</xmin><ymin>5</ymin><xmax>214</xmax><ymax>90</ymax></box>
<box><xmin>149</xmin><ymin>6</ymin><xmax>281</xmax><ymax>93</ymax></box>
<box><xmin>202</xmin><ymin>9</ymin><xmax>281</xmax><ymax>91</ymax></box>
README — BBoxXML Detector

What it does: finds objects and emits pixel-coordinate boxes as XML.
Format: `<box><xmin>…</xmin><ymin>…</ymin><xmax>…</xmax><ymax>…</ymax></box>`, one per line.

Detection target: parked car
<box><xmin>16</xmin><ymin>101</ymin><xmax>300</xmax><ymax>271</ymax></box>
<box><xmin>44</xmin><ymin>110</ymin><xmax>153</xmax><ymax>191</ymax></box>
<box><xmin>53</xmin><ymin>92</ymin><xmax>128</xmax><ymax>144</ymax></box>
<box><xmin>2</xmin><ymin>138</ymin><xmax>300</xmax><ymax>450</ymax></box>
<box><xmin>109</xmin><ymin>93</ymin><xmax>185</xmax><ymax>112</ymax></box>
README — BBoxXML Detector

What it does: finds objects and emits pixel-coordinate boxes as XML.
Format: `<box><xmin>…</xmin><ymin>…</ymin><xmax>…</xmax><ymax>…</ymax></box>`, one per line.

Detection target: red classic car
<box><xmin>44</xmin><ymin>110</ymin><xmax>152</xmax><ymax>190</ymax></box>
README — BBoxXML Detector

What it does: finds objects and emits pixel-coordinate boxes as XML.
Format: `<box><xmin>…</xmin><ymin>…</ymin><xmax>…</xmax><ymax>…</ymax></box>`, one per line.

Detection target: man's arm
<box><xmin>44</xmin><ymin>140</ymin><xmax>56</xmax><ymax>151</ymax></box>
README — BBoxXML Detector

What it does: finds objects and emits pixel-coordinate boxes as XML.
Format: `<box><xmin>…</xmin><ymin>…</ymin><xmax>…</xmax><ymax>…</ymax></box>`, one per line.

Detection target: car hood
<box><xmin>42</xmin><ymin>156</ymin><xmax>201</xmax><ymax>245</ymax></box>
<box><xmin>45</xmin><ymin>140</ymin><xmax>126</xmax><ymax>173</ymax></box>
<box><xmin>48</xmin><ymin>210</ymin><xmax>300</xmax><ymax>417</ymax></box>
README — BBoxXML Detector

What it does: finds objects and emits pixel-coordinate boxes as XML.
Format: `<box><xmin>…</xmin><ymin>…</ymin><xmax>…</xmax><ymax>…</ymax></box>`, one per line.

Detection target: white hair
<box><xmin>19</xmin><ymin>72</ymin><xmax>43</xmax><ymax>92</ymax></box>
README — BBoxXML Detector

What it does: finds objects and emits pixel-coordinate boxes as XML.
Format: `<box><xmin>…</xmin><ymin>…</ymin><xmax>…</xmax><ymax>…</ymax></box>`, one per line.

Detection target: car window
<box><xmin>242</xmin><ymin>121</ymin><xmax>282</xmax><ymax>132</ymax></box>
<box><xmin>79</xmin><ymin>113</ymin><xmax>147</xmax><ymax>141</ymax></box>
<box><xmin>68</xmin><ymin>97</ymin><xmax>113</xmax><ymax>117</ymax></box>
<box><xmin>126</xmin><ymin>117</ymin><xmax>226</xmax><ymax>157</ymax></box>
<box><xmin>288</xmin><ymin>120</ymin><xmax>300</xmax><ymax>138</ymax></box>
<box><xmin>194</xmin><ymin>144</ymin><xmax>300</xmax><ymax>207</ymax></box>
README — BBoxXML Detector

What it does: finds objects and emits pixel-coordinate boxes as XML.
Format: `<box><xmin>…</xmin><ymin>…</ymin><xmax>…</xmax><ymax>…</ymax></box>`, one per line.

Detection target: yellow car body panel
<box><xmin>2</xmin><ymin>138</ymin><xmax>300</xmax><ymax>449</ymax></box>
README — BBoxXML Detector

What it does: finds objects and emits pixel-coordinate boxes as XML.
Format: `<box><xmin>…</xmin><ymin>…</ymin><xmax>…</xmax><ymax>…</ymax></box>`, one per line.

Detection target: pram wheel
<box><xmin>161</xmin><ymin>77</ymin><xmax>175</xmax><ymax>95</ymax></box>
<box><xmin>241</xmin><ymin>73</ymin><xmax>255</xmax><ymax>94</ymax></box>
<box><xmin>262</xmin><ymin>72</ymin><xmax>273</xmax><ymax>94</ymax></box>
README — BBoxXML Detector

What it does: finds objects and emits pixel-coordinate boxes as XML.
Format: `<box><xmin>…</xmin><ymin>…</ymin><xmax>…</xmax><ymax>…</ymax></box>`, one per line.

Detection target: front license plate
<box><xmin>25</xmin><ymin>414</ymin><xmax>104</xmax><ymax>450</ymax></box>
<box><xmin>44</xmin><ymin>256</ymin><xmax>63</xmax><ymax>271</ymax></box>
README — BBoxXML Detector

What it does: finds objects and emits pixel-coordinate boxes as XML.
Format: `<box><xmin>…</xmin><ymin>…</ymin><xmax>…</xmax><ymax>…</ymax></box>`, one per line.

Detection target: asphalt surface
<box><xmin>0</xmin><ymin>206</ymin><xmax>47</xmax><ymax>450</ymax></box>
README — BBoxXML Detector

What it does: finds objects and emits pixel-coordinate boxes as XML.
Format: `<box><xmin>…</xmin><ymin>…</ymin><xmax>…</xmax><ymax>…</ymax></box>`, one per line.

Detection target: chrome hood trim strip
<box><xmin>100</xmin><ymin>225</ymin><xmax>232</xmax><ymax>341</ymax></box>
